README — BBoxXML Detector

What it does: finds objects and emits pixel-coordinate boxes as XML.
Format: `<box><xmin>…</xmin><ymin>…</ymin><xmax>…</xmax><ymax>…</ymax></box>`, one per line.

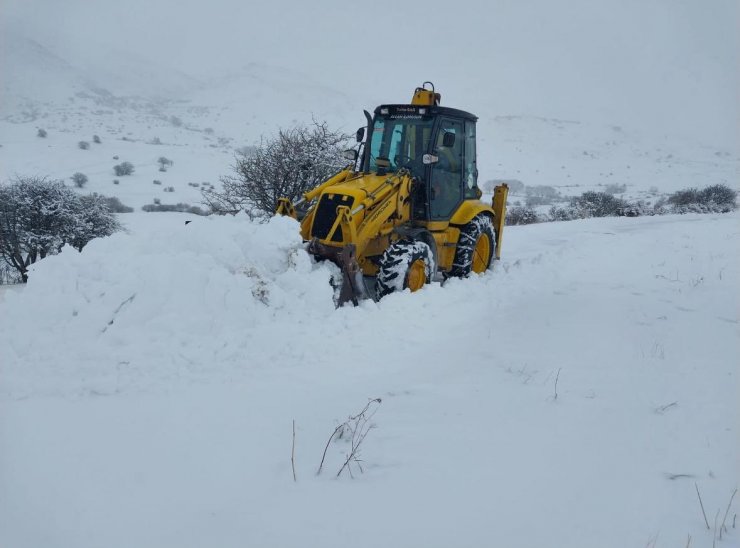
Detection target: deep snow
<box><xmin>1</xmin><ymin>13</ymin><xmax>739</xmax><ymax>547</ymax></box>
<box><xmin>1</xmin><ymin>211</ymin><xmax>737</xmax><ymax>548</ymax></box>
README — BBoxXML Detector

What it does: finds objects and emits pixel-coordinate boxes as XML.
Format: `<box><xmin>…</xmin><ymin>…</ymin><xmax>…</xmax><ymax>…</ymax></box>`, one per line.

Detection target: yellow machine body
<box><xmin>276</xmin><ymin>84</ymin><xmax>508</xmax><ymax>304</ymax></box>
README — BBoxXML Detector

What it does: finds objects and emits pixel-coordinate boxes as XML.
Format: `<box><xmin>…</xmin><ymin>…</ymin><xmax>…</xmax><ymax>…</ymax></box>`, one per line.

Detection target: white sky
<box><xmin>2</xmin><ymin>0</ymin><xmax>738</xmax><ymax>148</ymax></box>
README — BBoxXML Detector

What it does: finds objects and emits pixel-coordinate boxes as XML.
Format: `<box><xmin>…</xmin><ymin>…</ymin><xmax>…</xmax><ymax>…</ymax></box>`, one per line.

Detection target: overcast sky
<box><xmin>2</xmin><ymin>0</ymin><xmax>738</xmax><ymax>148</ymax></box>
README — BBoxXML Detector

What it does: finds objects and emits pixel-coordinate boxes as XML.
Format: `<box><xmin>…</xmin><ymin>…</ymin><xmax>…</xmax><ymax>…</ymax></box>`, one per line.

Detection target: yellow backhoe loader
<box><xmin>276</xmin><ymin>82</ymin><xmax>508</xmax><ymax>305</ymax></box>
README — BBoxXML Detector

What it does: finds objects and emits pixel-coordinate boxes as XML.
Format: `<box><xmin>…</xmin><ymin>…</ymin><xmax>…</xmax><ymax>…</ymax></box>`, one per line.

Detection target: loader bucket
<box><xmin>307</xmin><ymin>239</ymin><xmax>372</xmax><ymax>307</ymax></box>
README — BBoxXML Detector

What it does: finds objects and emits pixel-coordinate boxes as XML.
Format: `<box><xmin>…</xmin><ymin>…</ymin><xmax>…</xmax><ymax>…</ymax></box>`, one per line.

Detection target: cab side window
<box><xmin>464</xmin><ymin>121</ymin><xmax>478</xmax><ymax>199</ymax></box>
<box><xmin>430</xmin><ymin>118</ymin><xmax>464</xmax><ymax>219</ymax></box>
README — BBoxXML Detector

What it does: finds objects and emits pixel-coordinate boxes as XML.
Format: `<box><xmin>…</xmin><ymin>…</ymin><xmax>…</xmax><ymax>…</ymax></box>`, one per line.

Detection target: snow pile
<box><xmin>0</xmin><ymin>214</ymin><xmax>337</xmax><ymax>397</ymax></box>
<box><xmin>0</xmin><ymin>212</ymin><xmax>738</xmax><ymax>548</ymax></box>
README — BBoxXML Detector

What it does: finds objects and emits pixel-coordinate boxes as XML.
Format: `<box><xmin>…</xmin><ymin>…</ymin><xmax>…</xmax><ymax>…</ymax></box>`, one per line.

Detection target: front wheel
<box><xmin>450</xmin><ymin>215</ymin><xmax>495</xmax><ymax>277</ymax></box>
<box><xmin>376</xmin><ymin>239</ymin><xmax>435</xmax><ymax>298</ymax></box>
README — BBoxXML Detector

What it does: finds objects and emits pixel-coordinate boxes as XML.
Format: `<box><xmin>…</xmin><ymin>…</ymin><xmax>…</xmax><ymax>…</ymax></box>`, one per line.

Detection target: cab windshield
<box><xmin>367</xmin><ymin>115</ymin><xmax>435</xmax><ymax>177</ymax></box>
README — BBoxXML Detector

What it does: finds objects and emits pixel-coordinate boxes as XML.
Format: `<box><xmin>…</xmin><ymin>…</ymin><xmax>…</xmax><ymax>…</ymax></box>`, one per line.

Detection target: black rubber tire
<box><xmin>450</xmin><ymin>214</ymin><xmax>495</xmax><ymax>277</ymax></box>
<box><xmin>376</xmin><ymin>239</ymin><xmax>435</xmax><ymax>298</ymax></box>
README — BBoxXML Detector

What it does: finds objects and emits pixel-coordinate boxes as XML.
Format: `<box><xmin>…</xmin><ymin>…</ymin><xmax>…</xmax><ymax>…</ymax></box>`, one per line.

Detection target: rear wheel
<box><xmin>451</xmin><ymin>215</ymin><xmax>495</xmax><ymax>277</ymax></box>
<box><xmin>376</xmin><ymin>239</ymin><xmax>435</xmax><ymax>298</ymax></box>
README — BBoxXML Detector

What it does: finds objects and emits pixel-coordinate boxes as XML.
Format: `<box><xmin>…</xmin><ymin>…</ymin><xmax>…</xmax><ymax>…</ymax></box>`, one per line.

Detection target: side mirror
<box><xmin>356</xmin><ymin>127</ymin><xmax>365</xmax><ymax>143</ymax></box>
<box><xmin>342</xmin><ymin>149</ymin><xmax>358</xmax><ymax>161</ymax></box>
<box><xmin>422</xmin><ymin>154</ymin><xmax>439</xmax><ymax>165</ymax></box>
<box><xmin>442</xmin><ymin>131</ymin><xmax>456</xmax><ymax>148</ymax></box>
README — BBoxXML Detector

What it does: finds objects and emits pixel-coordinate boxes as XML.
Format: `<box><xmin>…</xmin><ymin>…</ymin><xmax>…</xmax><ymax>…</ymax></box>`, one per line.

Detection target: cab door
<box><xmin>429</xmin><ymin>118</ymin><xmax>464</xmax><ymax>220</ymax></box>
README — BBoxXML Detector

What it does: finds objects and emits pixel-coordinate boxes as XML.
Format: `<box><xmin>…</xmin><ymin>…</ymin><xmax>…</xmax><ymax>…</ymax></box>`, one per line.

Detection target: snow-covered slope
<box><xmin>2</xmin><ymin>28</ymin><xmax>737</xmax><ymax>212</ymax></box>
<box><xmin>0</xmin><ymin>211</ymin><xmax>737</xmax><ymax>548</ymax></box>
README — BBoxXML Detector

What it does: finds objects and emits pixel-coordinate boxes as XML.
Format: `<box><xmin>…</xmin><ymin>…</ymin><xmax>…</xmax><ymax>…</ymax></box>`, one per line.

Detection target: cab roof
<box><xmin>375</xmin><ymin>104</ymin><xmax>478</xmax><ymax>122</ymax></box>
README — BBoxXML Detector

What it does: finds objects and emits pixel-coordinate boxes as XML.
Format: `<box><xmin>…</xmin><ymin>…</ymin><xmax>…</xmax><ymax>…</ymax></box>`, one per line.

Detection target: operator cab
<box><xmin>360</xmin><ymin>86</ymin><xmax>480</xmax><ymax>222</ymax></box>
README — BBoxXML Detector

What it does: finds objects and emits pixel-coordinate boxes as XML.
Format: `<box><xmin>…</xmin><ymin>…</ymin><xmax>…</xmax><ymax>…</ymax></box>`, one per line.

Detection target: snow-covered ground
<box><xmin>1</xmin><ymin>5</ymin><xmax>738</xmax><ymax>546</ymax></box>
<box><xmin>1</xmin><ymin>211</ymin><xmax>737</xmax><ymax>548</ymax></box>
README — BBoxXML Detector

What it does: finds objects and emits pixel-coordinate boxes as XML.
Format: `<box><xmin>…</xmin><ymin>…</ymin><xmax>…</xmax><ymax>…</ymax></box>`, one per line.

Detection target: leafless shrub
<box><xmin>506</xmin><ymin>205</ymin><xmax>540</xmax><ymax>225</ymax></box>
<box><xmin>525</xmin><ymin>185</ymin><xmax>561</xmax><ymax>207</ymax></box>
<box><xmin>316</xmin><ymin>398</ymin><xmax>382</xmax><ymax>478</ymax></box>
<box><xmin>668</xmin><ymin>184</ymin><xmax>737</xmax><ymax>214</ymax></box>
<box><xmin>113</xmin><ymin>162</ymin><xmax>134</xmax><ymax>176</ymax></box>
<box><xmin>70</xmin><ymin>172</ymin><xmax>88</xmax><ymax>188</ymax></box>
<box><xmin>103</xmin><ymin>196</ymin><xmax>133</xmax><ymax>213</ymax></box>
<box><xmin>291</xmin><ymin>420</ymin><xmax>297</xmax><ymax>482</ymax></box>
<box><xmin>141</xmin><ymin>202</ymin><xmax>208</xmax><ymax>215</ymax></box>
<box><xmin>696</xmin><ymin>483</ymin><xmax>710</xmax><ymax>530</ymax></box>
<box><xmin>158</xmin><ymin>156</ymin><xmax>173</xmax><ymax>172</ymax></box>
<box><xmin>0</xmin><ymin>177</ymin><xmax>120</xmax><ymax>282</ymax></box>
<box><xmin>205</xmin><ymin>121</ymin><xmax>350</xmax><ymax>218</ymax></box>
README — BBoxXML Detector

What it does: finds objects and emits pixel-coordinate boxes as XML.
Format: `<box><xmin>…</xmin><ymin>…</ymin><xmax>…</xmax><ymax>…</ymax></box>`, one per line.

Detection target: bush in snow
<box><xmin>0</xmin><ymin>177</ymin><xmax>121</xmax><ymax>282</ymax></box>
<box><xmin>149</xmin><ymin>137</ymin><xmax>162</xmax><ymax>145</ymax></box>
<box><xmin>548</xmin><ymin>205</ymin><xmax>581</xmax><ymax>222</ymax></box>
<box><xmin>616</xmin><ymin>201</ymin><xmax>653</xmax><ymax>217</ymax></box>
<box><xmin>113</xmin><ymin>162</ymin><xmax>135</xmax><ymax>176</ymax></box>
<box><xmin>37</xmin><ymin>128</ymin><xmax>47</xmax><ymax>138</ymax></box>
<box><xmin>506</xmin><ymin>205</ymin><xmax>540</xmax><ymax>225</ymax></box>
<box><xmin>570</xmin><ymin>191</ymin><xmax>627</xmax><ymax>218</ymax></box>
<box><xmin>113</xmin><ymin>179</ymin><xmax>120</xmax><ymax>185</ymax></box>
<box><xmin>102</xmin><ymin>196</ymin><xmax>133</xmax><ymax>213</ymax></box>
<box><xmin>141</xmin><ymin>202</ymin><xmax>208</xmax><ymax>215</ymax></box>
<box><xmin>93</xmin><ymin>135</ymin><xmax>102</xmax><ymax>144</ymax></box>
<box><xmin>153</xmin><ymin>180</ymin><xmax>162</xmax><ymax>185</ymax></box>
<box><xmin>68</xmin><ymin>194</ymin><xmax>122</xmax><ymax>251</ymax></box>
<box><xmin>78</xmin><ymin>141</ymin><xmax>90</xmax><ymax>150</ymax></box>
<box><xmin>204</xmin><ymin>121</ymin><xmax>349</xmax><ymax>217</ymax></box>
<box><xmin>667</xmin><ymin>184</ymin><xmax>737</xmax><ymax>213</ymax></box>
<box><xmin>164</xmin><ymin>186</ymin><xmax>175</xmax><ymax>192</ymax></box>
<box><xmin>0</xmin><ymin>261</ymin><xmax>22</xmax><ymax>284</ymax></box>
<box><xmin>70</xmin><ymin>172</ymin><xmax>88</xmax><ymax>188</ymax></box>
<box><xmin>525</xmin><ymin>185</ymin><xmax>560</xmax><ymax>207</ymax></box>
<box><xmin>158</xmin><ymin>156</ymin><xmax>173</xmax><ymax>172</ymax></box>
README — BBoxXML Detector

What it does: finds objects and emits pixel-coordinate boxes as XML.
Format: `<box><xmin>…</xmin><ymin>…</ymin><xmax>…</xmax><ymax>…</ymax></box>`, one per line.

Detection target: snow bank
<box><xmin>0</xmin><ymin>212</ymin><xmax>738</xmax><ymax>548</ymax></box>
<box><xmin>0</xmin><ymin>214</ymin><xmax>337</xmax><ymax>397</ymax></box>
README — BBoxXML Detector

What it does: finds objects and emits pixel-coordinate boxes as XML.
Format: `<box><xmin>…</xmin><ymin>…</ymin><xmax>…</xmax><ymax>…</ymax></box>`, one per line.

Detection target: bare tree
<box><xmin>113</xmin><ymin>162</ymin><xmax>135</xmax><ymax>176</ymax></box>
<box><xmin>157</xmin><ymin>156</ymin><xmax>173</xmax><ymax>172</ymax></box>
<box><xmin>71</xmin><ymin>172</ymin><xmax>88</xmax><ymax>188</ymax></box>
<box><xmin>204</xmin><ymin>121</ymin><xmax>350</xmax><ymax>218</ymax></box>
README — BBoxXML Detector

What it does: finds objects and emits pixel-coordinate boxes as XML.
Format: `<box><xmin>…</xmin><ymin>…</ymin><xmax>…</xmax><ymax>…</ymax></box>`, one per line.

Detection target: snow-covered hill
<box><xmin>1</xmin><ymin>28</ymin><xmax>737</xmax><ymax>212</ymax></box>
<box><xmin>0</xmin><ymin>211</ymin><xmax>738</xmax><ymax>548</ymax></box>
